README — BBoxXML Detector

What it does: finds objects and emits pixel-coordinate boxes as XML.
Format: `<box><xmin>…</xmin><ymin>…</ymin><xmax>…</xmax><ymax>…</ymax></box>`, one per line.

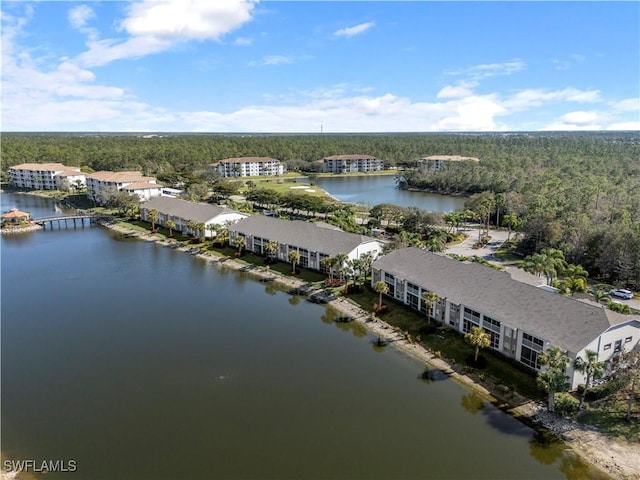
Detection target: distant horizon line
<box><xmin>3</xmin><ymin>130</ymin><xmax>638</xmax><ymax>135</ymax></box>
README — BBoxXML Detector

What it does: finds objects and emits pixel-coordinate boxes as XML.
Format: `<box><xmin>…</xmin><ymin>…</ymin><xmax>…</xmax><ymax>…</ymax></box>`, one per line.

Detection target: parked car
<box><xmin>609</xmin><ymin>288</ymin><xmax>633</xmax><ymax>300</ymax></box>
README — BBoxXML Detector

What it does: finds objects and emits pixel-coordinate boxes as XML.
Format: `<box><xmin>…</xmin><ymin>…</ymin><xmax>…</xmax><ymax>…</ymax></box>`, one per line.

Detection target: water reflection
<box><xmin>288</xmin><ymin>295</ymin><xmax>301</xmax><ymax>306</ymax></box>
<box><xmin>461</xmin><ymin>391</ymin><xmax>485</xmax><ymax>415</ymax></box>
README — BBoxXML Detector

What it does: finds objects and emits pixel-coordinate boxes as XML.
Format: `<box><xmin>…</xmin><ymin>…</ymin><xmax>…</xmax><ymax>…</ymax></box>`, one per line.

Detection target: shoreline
<box><xmin>2</xmin><ymin>190</ymin><xmax>638</xmax><ymax>480</ymax></box>
<box><xmin>101</xmin><ymin>222</ymin><xmax>638</xmax><ymax>480</ymax></box>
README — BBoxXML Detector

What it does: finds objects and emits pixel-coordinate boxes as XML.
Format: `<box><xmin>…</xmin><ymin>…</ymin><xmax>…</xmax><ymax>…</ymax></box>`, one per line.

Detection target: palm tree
<box><xmin>186</xmin><ymin>220</ymin><xmax>197</xmax><ymax>238</ymax></box>
<box><xmin>465</xmin><ymin>326</ymin><xmax>490</xmax><ymax>363</ymax></box>
<box><xmin>523</xmin><ymin>253</ymin><xmax>547</xmax><ymax>280</ymax></box>
<box><xmin>494</xmin><ymin>193</ymin><xmax>506</xmax><ymax>230</ymax></box>
<box><xmin>288</xmin><ymin>250</ymin><xmax>300</xmax><ymax>274</ymax></box>
<box><xmin>537</xmin><ymin>347</ymin><xmax>570</xmax><ymax>412</ymax></box>
<box><xmin>541</xmin><ymin>248</ymin><xmax>567</xmax><ymax>286</ymax></box>
<box><xmin>560</xmin><ymin>264</ymin><xmax>589</xmax><ymax>295</ymax></box>
<box><xmin>235</xmin><ymin>235</ymin><xmax>246</xmax><ymax>255</ymax></box>
<box><xmin>148</xmin><ymin>208</ymin><xmax>158</xmax><ymax>232</ymax></box>
<box><xmin>373</xmin><ymin>281</ymin><xmax>388</xmax><ymax>310</ymax></box>
<box><xmin>422</xmin><ymin>291</ymin><xmax>439</xmax><ymax>324</ymax></box>
<box><xmin>574</xmin><ymin>350</ymin><xmax>606</xmax><ymax>410</ymax></box>
<box><xmin>333</xmin><ymin>253</ymin><xmax>349</xmax><ymax>284</ymax></box>
<box><xmin>215</xmin><ymin>224</ymin><xmax>229</xmax><ymax>247</ymax></box>
<box><xmin>561</xmin><ymin>277</ymin><xmax>587</xmax><ymax>296</ymax></box>
<box><xmin>196</xmin><ymin>222</ymin><xmax>206</xmax><ymax>240</ymax></box>
<box><xmin>503</xmin><ymin>213</ymin><xmax>519</xmax><ymax>241</ymax></box>
<box><xmin>320</xmin><ymin>256</ymin><xmax>334</xmax><ymax>281</ymax></box>
<box><xmin>426</xmin><ymin>229</ymin><xmax>447</xmax><ymax>253</ymax></box>
<box><xmin>591</xmin><ymin>289</ymin><xmax>611</xmax><ymax>305</ymax></box>
<box><xmin>264</xmin><ymin>240</ymin><xmax>278</xmax><ymax>263</ymax></box>
<box><xmin>166</xmin><ymin>218</ymin><xmax>176</xmax><ymax>238</ymax></box>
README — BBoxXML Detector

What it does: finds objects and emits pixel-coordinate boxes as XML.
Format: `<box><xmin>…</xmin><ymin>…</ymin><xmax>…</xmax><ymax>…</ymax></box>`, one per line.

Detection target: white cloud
<box><xmin>552</xmin><ymin>53</ymin><xmax>586</xmax><ymax>70</ymax></box>
<box><xmin>502</xmin><ymin>87</ymin><xmax>601</xmax><ymax>110</ymax></box>
<box><xmin>606</xmin><ymin>121</ymin><xmax>640</xmax><ymax>131</ymax></box>
<box><xmin>559</xmin><ymin>111</ymin><xmax>599</xmax><ymax>125</ymax></box>
<box><xmin>611</xmin><ymin>97</ymin><xmax>640</xmax><ymax>112</ymax></box>
<box><xmin>233</xmin><ymin>36</ymin><xmax>253</xmax><ymax>46</ymax></box>
<box><xmin>436</xmin><ymin>81</ymin><xmax>477</xmax><ymax>99</ymax></box>
<box><xmin>77</xmin><ymin>0</ymin><xmax>258</xmax><ymax>67</ymax></box>
<box><xmin>68</xmin><ymin>5</ymin><xmax>94</xmax><ymax>31</ymax></box>
<box><xmin>541</xmin><ymin>110</ymin><xmax>603</xmax><ymax>131</ymax></box>
<box><xmin>448</xmin><ymin>60</ymin><xmax>525</xmax><ymax>80</ymax></box>
<box><xmin>120</xmin><ymin>0</ymin><xmax>257</xmax><ymax>40</ymax></box>
<box><xmin>248</xmin><ymin>55</ymin><xmax>294</xmax><ymax>67</ymax></box>
<box><xmin>333</xmin><ymin>22</ymin><xmax>375</xmax><ymax>38</ymax></box>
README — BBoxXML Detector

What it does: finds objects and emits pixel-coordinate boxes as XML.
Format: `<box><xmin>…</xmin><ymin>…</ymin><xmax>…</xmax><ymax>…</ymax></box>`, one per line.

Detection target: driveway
<box><xmin>445</xmin><ymin>228</ymin><xmax>640</xmax><ymax>311</ymax></box>
<box><xmin>446</xmin><ymin>227</ymin><xmax>511</xmax><ymax>261</ymax></box>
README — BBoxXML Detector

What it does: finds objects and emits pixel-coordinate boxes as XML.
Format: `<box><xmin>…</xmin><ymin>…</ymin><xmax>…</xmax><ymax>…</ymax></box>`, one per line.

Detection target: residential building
<box><xmin>371</xmin><ymin>247</ymin><xmax>640</xmax><ymax>390</ymax></box>
<box><xmin>321</xmin><ymin>154</ymin><xmax>384</xmax><ymax>173</ymax></box>
<box><xmin>211</xmin><ymin>157</ymin><xmax>286</xmax><ymax>178</ymax></box>
<box><xmin>9</xmin><ymin>163</ymin><xmax>85</xmax><ymax>190</ymax></box>
<box><xmin>419</xmin><ymin>155</ymin><xmax>480</xmax><ymax>171</ymax></box>
<box><xmin>122</xmin><ymin>182</ymin><xmax>164</xmax><ymax>202</ymax></box>
<box><xmin>86</xmin><ymin>171</ymin><xmax>160</xmax><ymax>205</ymax></box>
<box><xmin>140</xmin><ymin>197</ymin><xmax>248</xmax><ymax>238</ymax></box>
<box><xmin>228</xmin><ymin>215</ymin><xmax>384</xmax><ymax>270</ymax></box>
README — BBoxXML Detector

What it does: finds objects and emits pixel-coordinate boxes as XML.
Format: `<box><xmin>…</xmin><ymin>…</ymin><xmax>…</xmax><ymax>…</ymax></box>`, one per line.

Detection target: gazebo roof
<box><xmin>1</xmin><ymin>208</ymin><xmax>30</xmax><ymax>219</ymax></box>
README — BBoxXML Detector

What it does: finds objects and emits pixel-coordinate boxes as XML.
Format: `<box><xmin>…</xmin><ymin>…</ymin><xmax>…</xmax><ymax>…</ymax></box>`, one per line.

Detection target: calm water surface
<box><xmin>312</xmin><ymin>175</ymin><xmax>466</xmax><ymax>212</ymax></box>
<box><xmin>1</xmin><ymin>193</ymin><xmax>605</xmax><ymax>479</ymax></box>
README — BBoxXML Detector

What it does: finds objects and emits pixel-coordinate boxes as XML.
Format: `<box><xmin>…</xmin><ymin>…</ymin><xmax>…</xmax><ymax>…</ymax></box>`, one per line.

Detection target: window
<box><xmin>383</xmin><ymin>272</ymin><xmax>395</xmax><ymax>297</ymax></box>
<box><xmin>407</xmin><ymin>292</ymin><xmax>419</xmax><ymax>311</ymax></box>
<box><xmin>625</xmin><ymin>336</ymin><xmax>633</xmax><ymax>343</ymax></box>
<box><xmin>614</xmin><ymin>340</ymin><xmax>622</xmax><ymax>353</ymax></box>
<box><xmin>463</xmin><ymin>308</ymin><xmax>480</xmax><ymax>333</ymax></box>
<box><xmin>520</xmin><ymin>333</ymin><xmax>544</xmax><ymax>370</ymax></box>
<box><xmin>603</xmin><ymin>343</ymin><xmax>611</xmax><ymax>350</ymax></box>
<box><xmin>406</xmin><ymin>282</ymin><xmax>420</xmax><ymax>295</ymax></box>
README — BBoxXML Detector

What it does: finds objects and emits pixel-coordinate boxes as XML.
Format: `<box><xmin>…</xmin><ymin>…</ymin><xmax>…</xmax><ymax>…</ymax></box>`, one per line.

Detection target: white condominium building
<box><xmin>211</xmin><ymin>157</ymin><xmax>286</xmax><ymax>178</ymax></box>
<box><xmin>321</xmin><ymin>154</ymin><xmax>384</xmax><ymax>173</ymax></box>
<box><xmin>86</xmin><ymin>171</ymin><xmax>160</xmax><ymax>205</ymax></box>
<box><xmin>9</xmin><ymin>163</ymin><xmax>85</xmax><ymax>190</ymax></box>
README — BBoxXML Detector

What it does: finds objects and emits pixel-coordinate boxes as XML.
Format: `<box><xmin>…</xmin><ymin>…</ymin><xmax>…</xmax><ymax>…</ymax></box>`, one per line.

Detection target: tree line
<box><xmin>2</xmin><ymin>131</ymin><xmax>639</xmax><ymax>286</ymax></box>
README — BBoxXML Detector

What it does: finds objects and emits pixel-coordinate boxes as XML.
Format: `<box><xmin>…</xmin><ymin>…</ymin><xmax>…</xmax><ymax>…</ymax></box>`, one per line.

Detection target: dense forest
<box><xmin>2</xmin><ymin>131</ymin><xmax>639</xmax><ymax>286</ymax></box>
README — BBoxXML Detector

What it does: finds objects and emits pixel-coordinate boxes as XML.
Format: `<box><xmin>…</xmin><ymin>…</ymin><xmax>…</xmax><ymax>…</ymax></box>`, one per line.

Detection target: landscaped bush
<box><xmin>577</xmin><ymin>375</ymin><xmax>629</xmax><ymax>401</ymax></box>
<box><xmin>554</xmin><ymin>392</ymin><xmax>579</xmax><ymax>416</ymax></box>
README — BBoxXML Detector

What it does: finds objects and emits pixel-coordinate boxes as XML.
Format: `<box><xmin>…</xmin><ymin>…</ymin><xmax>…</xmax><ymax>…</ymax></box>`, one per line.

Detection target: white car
<box><xmin>609</xmin><ymin>289</ymin><xmax>633</xmax><ymax>300</ymax></box>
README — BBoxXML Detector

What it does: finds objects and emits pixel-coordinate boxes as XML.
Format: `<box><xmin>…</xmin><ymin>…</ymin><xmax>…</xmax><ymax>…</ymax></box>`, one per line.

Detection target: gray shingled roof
<box><xmin>141</xmin><ymin>197</ymin><xmax>238</xmax><ymax>223</ymax></box>
<box><xmin>372</xmin><ymin>247</ymin><xmax>617</xmax><ymax>353</ymax></box>
<box><xmin>231</xmin><ymin>215</ymin><xmax>380</xmax><ymax>256</ymax></box>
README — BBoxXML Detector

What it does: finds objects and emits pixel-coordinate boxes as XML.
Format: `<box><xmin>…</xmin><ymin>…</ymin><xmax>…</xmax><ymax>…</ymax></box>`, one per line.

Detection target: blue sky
<box><xmin>2</xmin><ymin>1</ymin><xmax>638</xmax><ymax>132</ymax></box>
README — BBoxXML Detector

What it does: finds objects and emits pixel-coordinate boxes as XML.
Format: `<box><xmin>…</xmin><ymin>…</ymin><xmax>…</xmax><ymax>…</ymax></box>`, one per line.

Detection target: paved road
<box><xmin>445</xmin><ymin>227</ymin><xmax>640</xmax><ymax>311</ymax></box>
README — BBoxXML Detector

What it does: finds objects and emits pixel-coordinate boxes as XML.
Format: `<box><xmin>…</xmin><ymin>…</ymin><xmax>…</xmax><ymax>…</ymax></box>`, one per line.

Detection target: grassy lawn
<box><xmin>343</xmin><ymin>285</ymin><xmax>541</xmax><ymax>399</ymax></box>
<box><xmin>248</xmin><ymin>179</ymin><xmax>329</xmax><ymax>198</ymax></box>
<box><xmin>579</xmin><ymin>391</ymin><xmax>640</xmax><ymax>440</ymax></box>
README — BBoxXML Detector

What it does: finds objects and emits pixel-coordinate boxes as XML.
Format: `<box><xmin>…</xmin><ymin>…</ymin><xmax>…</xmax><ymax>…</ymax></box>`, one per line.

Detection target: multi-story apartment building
<box><xmin>372</xmin><ymin>247</ymin><xmax>640</xmax><ymax>390</ymax></box>
<box><xmin>9</xmin><ymin>163</ymin><xmax>85</xmax><ymax>190</ymax></box>
<box><xmin>211</xmin><ymin>157</ymin><xmax>286</xmax><ymax>178</ymax></box>
<box><xmin>321</xmin><ymin>154</ymin><xmax>384</xmax><ymax>173</ymax></box>
<box><xmin>86</xmin><ymin>171</ymin><xmax>160</xmax><ymax>205</ymax></box>
<box><xmin>419</xmin><ymin>155</ymin><xmax>480</xmax><ymax>171</ymax></box>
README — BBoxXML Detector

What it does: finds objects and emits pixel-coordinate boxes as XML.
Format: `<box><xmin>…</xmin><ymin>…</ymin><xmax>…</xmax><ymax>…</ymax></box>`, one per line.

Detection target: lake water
<box><xmin>312</xmin><ymin>175</ymin><xmax>466</xmax><ymax>212</ymax></box>
<box><xmin>1</xmin><ymin>193</ymin><xmax>605</xmax><ymax>479</ymax></box>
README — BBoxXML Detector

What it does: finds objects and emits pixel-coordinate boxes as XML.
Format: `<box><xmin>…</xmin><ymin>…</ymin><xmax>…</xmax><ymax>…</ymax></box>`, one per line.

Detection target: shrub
<box><xmin>577</xmin><ymin>375</ymin><xmax>628</xmax><ymax>401</ymax></box>
<box><xmin>554</xmin><ymin>392</ymin><xmax>579</xmax><ymax>416</ymax></box>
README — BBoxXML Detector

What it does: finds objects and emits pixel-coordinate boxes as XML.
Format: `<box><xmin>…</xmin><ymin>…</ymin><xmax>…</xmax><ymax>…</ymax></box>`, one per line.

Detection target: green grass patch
<box><xmin>248</xmin><ymin>179</ymin><xmax>328</xmax><ymax>198</ymax></box>
<box><xmin>579</xmin><ymin>391</ymin><xmax>640</xmax><ymax>440</ymax></box>
<box><xmin>343</xmin><ymin>286</ymin><xmax>540</xmax><ymax>398</ymax></box>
